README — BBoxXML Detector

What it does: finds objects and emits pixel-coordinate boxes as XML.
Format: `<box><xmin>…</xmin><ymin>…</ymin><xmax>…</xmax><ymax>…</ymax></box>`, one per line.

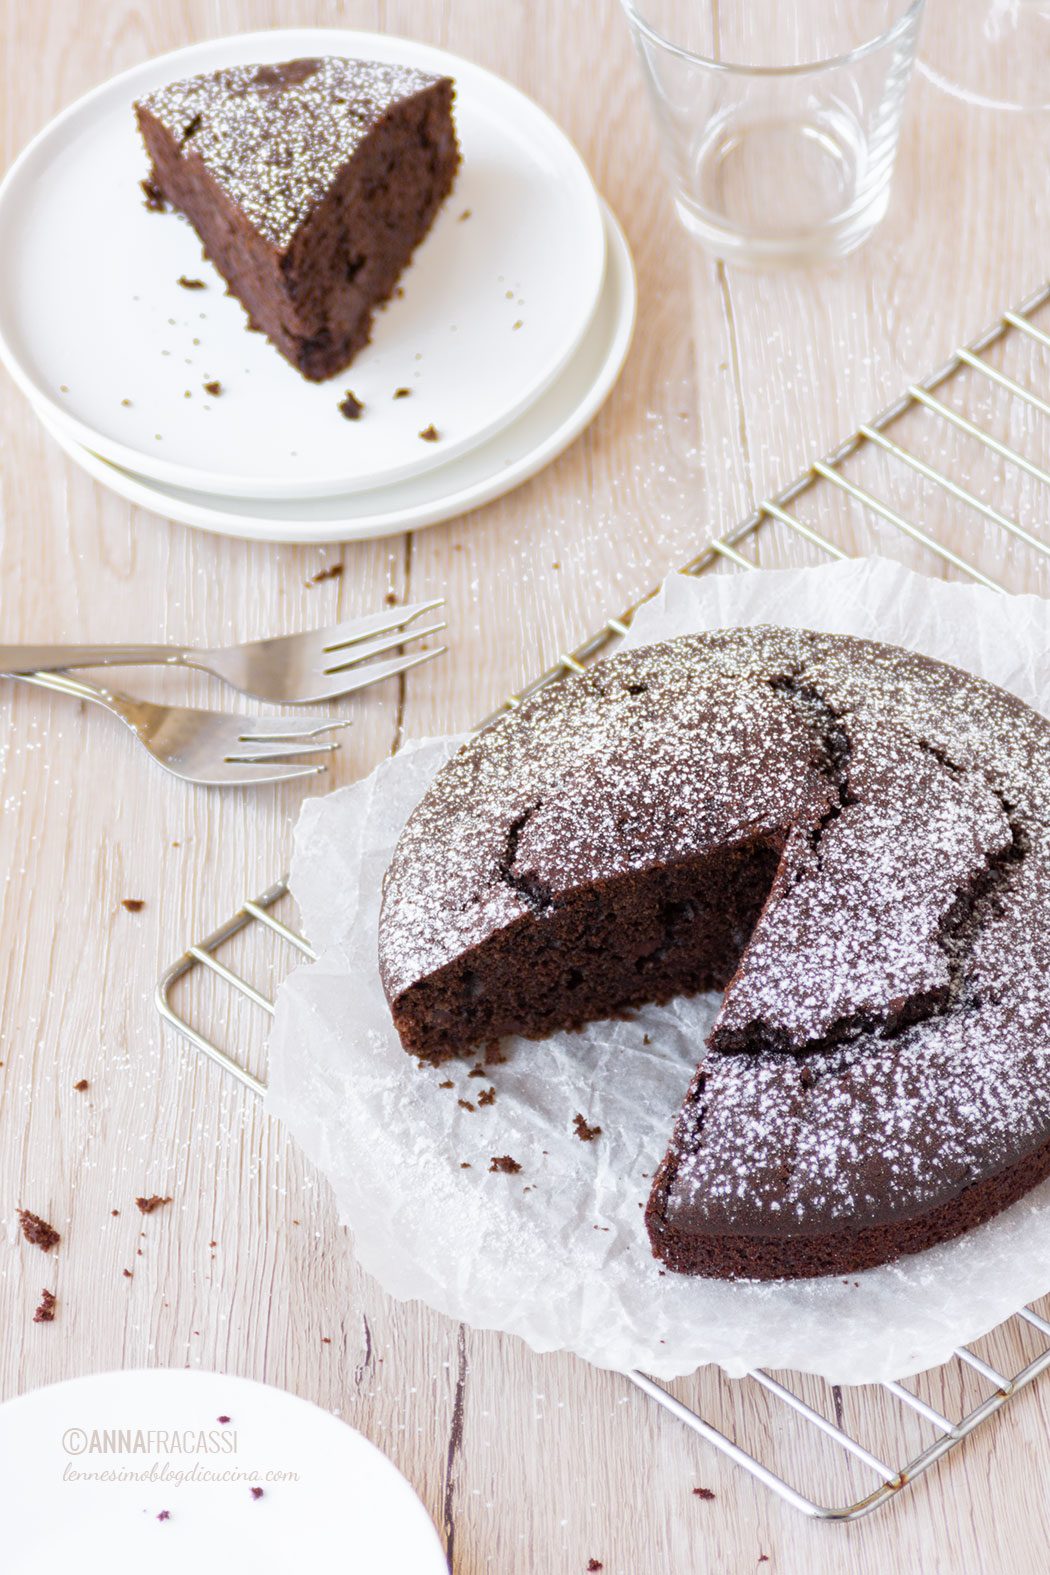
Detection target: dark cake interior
<box><xmin>379</xmin><ymin>628</ymin><xmax>1050</xmax><ymax>1282</ymax></box>
<box><xmin>136</xmin><ymin>57</ymin><xmax>460</xmax><ymax>381</ymax></box>
<box><xmin>392</xmin><ymin>838</ymin><xmax>784</xmax><ymax>1058</ymax></box>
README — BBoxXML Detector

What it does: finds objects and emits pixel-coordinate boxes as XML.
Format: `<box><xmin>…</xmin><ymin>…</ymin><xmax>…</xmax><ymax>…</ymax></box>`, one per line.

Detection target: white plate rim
<box><xmin>0</xmin><ymin>1365</ymin><xmax>447</xmax><ymax>1571</ymax></box>
<box><xmin>35</xmin><ymin>200</ymin><xmax>636</xmax><ymax>544</ymax></box>
<box><xmin>0</xmin><ymin>26</ymin><xmax>607</xmax><ymax>499</ymax></box>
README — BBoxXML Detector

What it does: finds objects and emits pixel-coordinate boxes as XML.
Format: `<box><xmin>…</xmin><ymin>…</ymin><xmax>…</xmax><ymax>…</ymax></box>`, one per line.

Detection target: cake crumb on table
<box><xmin>308</xmin><ymin>562</ymin><xmax>343</xmax><ymax>584</ymax></box>
<box><xmin>73</xmin><ymin>1078</ymin><xmax>89</xmax><ymax>1092</ymax></box>
<box><xmin>457</xmin><ymin>1099</ymin><xmax>476</xmax><ymax>1113</ymax></box>
<box><xmin>338</xmin><ymin>390</ymin><xmax>364</xmax><ymax>420</ymax></box>
<box><xmin>177</xmin><ymin>276</ymin><xmax>206</xmax><ymax>289</ymax></box>
<box><xmin>693</xmin><ymin>1486</ymin><xmax>716</xmax><ymax>1500</ymax></box>
<box><xmin>489</xmin><ymin>1155</ymin><xmax>521</xmax><ymax>1174</ymax></box>
<box><xmin>573</xmin><ymin>1114</ymin><xmax>602</xmax><ymax>1142</ymax></box>
<box><xmin>121</xmin><ymin>898</ymin><xmax>145</xmax><ymax>913</ymax></box>
<box><xmin>18</xmin><ymin>1209</ymin><xmax>60</xmax><ymax>1252</ymax></box>
<box><xmin>33</xmin><ymin>1289</ymin><xmax>56</xmax><ymax>1323</ymax></box>
<box><xmin>135</xmin><ymin>1194</ymin><xmax>173</xmax><ymax>1215</ymax></box>
<box><xmin>156</xmin><ymin>1510</ymin><xmax>171</xmax><ymax>1522</ymax></box>
<box><xmin>418</xmin><ymin>424</ymin><xmax>439</xmax><ymax>442</ymax></box>
<box><xmin>250</xmin><ymin>1486</ymin><xmax>264</xmax><ymax>1500</ymax></box>
<box><xmin>478</xmin><ymin>1087</ymin><xmax>496</xmax><ymax>1107</ymax></box>
<box><xmin>393</xmin><ymin>386</ymin><xmax>412</xmax><ymax>398</ymax></box>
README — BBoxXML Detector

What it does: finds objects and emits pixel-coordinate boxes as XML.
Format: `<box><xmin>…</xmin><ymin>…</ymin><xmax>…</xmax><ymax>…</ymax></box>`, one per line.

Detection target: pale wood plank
<box><xmin>3</xmin><ymin>2</ymin><xmax>1050</xmax><ymax>1571</ymax></box>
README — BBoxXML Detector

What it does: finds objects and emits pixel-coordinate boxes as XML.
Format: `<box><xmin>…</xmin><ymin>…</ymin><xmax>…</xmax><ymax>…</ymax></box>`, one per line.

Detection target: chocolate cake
<box><xmin>135</xmin><ymin>57</ymin><xmax>459</xmax><ymax>381</ymax></box>
<box><xmin>378</xmin><ymin>627</ymin><xmax>1050</xmax><ymax>1281</ymax></box>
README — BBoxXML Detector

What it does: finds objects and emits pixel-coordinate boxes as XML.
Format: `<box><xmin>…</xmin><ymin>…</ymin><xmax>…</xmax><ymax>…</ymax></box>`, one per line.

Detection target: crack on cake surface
<box><xmin>767</xmin><ymin>670</ymin><xmax>855</xmax><ymax>859</ymax></box>
<box><xmin>917</xmin><ymin>737</ymin><xmax>966</xmax><ymax>775</ymax></box>
<box><xmin>498</xmin><ymin>803</ymin><xmax>552</xmax><ymax>913</ymax></box>
<box><xmin>178</xmin><ymin>112</ymin><xmax>202</xmax><ymax>148</ymax></box>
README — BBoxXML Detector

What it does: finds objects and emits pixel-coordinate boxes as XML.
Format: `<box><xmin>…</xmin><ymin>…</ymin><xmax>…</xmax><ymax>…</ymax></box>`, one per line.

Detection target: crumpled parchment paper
<box><xmin>266</xmin><ymin>556</ymin><xmax>1050</xmax><ymax>1382</ymax></box>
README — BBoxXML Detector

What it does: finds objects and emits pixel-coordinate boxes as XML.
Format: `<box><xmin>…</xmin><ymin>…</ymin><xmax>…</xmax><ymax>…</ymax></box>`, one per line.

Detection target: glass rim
<box><xmin>619</xmin><ymin>0</ymin><xmax>925</xmax><ymax>77</ymax></box>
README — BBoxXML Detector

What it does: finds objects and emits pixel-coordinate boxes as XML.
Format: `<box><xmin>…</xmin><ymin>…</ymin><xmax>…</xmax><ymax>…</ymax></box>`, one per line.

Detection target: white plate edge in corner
<box><xmin>0</xmin><ymin>1367</ymin><xmax>447</xmax><ymax>1573</ymax></box>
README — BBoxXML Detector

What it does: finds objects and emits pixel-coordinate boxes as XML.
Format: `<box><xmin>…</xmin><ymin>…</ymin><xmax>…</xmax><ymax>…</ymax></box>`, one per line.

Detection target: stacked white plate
<box><xmin>0</xmin><ymin>29</ymin><xmax>636</xmax><ymax>543</ymax></box>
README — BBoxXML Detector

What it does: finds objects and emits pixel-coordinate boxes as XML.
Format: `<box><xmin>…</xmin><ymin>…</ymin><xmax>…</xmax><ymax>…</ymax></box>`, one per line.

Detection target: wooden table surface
<box><xmin>4</xmin><ymin>2</ymin><xmax>1050</xmax><ymax>1570</ymax></box>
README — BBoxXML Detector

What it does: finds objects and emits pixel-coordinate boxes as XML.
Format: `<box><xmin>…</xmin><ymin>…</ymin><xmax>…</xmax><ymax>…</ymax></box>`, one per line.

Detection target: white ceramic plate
<box><xmin>36</xmin><ymin>202</ymin><xmax>635</xmax><ymax>544</ymax></box>
<box><xmin>0</xmin><ymin>28</ymin><xmax>606</xmax><ymax>499</ymax></box>
<box><xmin>0</xmin><ymin>1368</ymin><xmax>446</xmax><ymax>1575</ymax></box>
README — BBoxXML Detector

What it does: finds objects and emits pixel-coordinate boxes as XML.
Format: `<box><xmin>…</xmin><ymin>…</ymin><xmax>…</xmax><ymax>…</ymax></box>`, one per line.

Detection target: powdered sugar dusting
<box><xmin>137</xmin><ymin>57</ymin><xmax>446</xmax><ymax>249</ymax></box>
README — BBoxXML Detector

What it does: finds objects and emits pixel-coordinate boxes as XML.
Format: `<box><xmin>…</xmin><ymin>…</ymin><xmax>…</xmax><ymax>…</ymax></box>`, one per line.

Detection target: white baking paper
<box><xmin>266</xmin><ymin>556</ymin><xmax>1050</xmax><ymax>1382</ymax></box>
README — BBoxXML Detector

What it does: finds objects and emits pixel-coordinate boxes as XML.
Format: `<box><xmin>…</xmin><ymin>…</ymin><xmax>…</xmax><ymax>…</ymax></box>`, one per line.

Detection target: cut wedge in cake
<box><xmin>135</xmin><ymin>57</ymin><xmax>459</xmax><ymax>381</ymax></box>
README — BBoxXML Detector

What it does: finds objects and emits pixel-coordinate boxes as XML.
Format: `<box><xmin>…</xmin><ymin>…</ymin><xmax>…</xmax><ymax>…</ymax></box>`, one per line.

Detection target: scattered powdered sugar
<box><xmin>266</xmin><ymin>558</ymin><xmax>1050</xmax><ymax>1382</ymax></box>
<box><xmin>137</xmin><ymin>58</ymin><xmax>446</xmax><ymax>250</ymax></box>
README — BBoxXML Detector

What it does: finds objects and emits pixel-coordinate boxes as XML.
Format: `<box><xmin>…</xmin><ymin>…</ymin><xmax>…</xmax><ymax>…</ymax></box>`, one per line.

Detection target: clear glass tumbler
<box><xmin>920</xmin><ymin>0</ymin><xmax>1050</xmax><ymax>112</ymax></box>
<box><xmin>620</xmin><ymin>0</ymin><xmax>926</xmax><ymax>267</ymax></box>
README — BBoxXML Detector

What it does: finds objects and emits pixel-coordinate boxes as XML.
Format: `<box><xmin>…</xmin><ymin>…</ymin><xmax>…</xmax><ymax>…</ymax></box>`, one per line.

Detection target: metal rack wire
<box><xmin>157</xmin><ymin>275</ymin><xmax>1050</xmax><ymax>1522</ymax></box>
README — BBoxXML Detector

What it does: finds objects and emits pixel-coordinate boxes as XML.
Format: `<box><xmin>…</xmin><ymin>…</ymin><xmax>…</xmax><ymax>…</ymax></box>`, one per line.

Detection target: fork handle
<box><xmin>0</xmin><ymin>643</ymin><xmax>188</xmax><ymax>673</ymax></box>
<box><xmin>8</xmin><ymin>669</ymin><xmax>131</xmax><ymax>710</ymax></box>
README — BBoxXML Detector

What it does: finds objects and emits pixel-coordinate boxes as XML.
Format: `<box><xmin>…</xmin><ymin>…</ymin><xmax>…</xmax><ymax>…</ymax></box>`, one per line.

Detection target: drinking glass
<box><xmin>920</xmin><ymin>0</ymin><xmax>1050</xmax><ymax>112</ymax></box>
<box><xmin>620</xmin><ymin>0</ymin><xmax>926</xmax><ymax>267</ymax></box>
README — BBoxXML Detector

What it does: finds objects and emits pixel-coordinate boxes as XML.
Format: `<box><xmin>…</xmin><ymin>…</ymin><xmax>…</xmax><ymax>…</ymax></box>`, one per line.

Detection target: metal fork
<box><xmin>0</xmin><ymin>598</ymin><xmax>446</xmax><ymax>705</ymax></box>
<box><xmin>13</xmin><ymin>670</ymin><xmax>347</xmax><ymax>786</ymax></box>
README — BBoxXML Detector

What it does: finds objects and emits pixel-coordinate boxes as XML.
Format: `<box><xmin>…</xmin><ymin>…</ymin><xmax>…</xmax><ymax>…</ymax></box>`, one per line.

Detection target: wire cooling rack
<box><xmin>158</xmin><ymin>276</ymin><xmax>1050</xmax><ymax>1522</ymax></box>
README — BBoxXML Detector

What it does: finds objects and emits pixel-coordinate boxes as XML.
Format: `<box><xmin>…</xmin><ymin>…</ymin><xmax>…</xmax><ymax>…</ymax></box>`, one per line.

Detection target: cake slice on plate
<box><xmin>135</xmin><ymin>57</ymin><xmax>459</xmax><ymax>381</ymax></box>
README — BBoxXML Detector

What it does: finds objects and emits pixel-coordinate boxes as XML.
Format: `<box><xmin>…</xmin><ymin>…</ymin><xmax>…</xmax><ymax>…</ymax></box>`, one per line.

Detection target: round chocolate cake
<box><xmin>378</xmin><ymin>627</ymin><xmax>1050</xmax><ymax>1280</ymax></box>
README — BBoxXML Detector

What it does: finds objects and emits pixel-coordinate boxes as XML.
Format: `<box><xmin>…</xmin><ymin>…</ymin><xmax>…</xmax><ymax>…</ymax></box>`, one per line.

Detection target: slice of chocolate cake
<box><xmin>135</xmin><ymin>58</ymin><xmax>459</xmax><ymax>381</ymax></box>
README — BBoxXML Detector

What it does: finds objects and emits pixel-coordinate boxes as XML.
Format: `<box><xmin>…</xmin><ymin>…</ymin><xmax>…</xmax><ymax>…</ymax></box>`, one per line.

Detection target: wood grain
<box><xmin>2</xmin><ymin>2</ymin><xmax>1050</xmax><ymax>1570</ymax></box>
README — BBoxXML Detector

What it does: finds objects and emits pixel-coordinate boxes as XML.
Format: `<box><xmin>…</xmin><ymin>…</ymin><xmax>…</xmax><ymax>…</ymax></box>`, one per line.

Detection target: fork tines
<box><xmin>285</xmin><ymin>598</ymin><xmax>447</xmax><ymax>704</ymax></box>
<box><xmin>321</xmin><ymin>597</ymin><xmax>446</xmax><ymax>652</ymax></box>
